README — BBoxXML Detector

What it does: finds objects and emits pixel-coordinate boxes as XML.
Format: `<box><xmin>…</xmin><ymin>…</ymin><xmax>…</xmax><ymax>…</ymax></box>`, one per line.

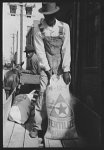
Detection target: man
<box><xmin>23</xmin><ymin>45</ymin><xmax>40</xmax><ymax>75</ymax></box>
<box><xmin>29</xmin><ymin>2</ymin><xmax>71</xmax><ymax>138</ymax></box>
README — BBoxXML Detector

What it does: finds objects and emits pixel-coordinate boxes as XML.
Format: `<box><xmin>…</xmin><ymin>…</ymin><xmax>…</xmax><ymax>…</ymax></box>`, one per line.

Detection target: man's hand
<box><xmin>45</xmin><ymin>69</ymin><xmax>52</xmax><ymax>81</ymax></box>
<box><xmin>63</xmin><ymin>72</ymin><xmax>71</xmax><ymax>85</ymax></box>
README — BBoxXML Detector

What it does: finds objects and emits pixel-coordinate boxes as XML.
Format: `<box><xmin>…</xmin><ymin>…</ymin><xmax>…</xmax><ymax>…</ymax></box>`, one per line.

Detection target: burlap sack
<box><xmin>45</xmin><ymin>75</ymin><xmax>78</xmax><ymax>139</ymax></box>
<box><xmin>8</xmin><ymin>90</ymin><xmax>36</xmax><ymax>124</ymax></box>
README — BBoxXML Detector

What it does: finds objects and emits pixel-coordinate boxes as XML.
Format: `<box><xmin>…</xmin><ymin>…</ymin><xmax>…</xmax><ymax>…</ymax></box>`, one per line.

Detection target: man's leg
<box><xmin>32</xmin><ymin>54</ymin><xmax>41</xmax><ymax>75</ymax></box>
<box><xmin>29</xmin><ymin>70</ymin><xmax>48</xmax><ymax>138</ymax></box>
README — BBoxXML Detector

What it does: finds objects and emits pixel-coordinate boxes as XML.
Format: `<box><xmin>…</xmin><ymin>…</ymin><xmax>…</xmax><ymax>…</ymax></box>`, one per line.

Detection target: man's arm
<box><xmin>62</xmin><ymin>23</ymin><xmax>71</xmax><ymax>84</ymax></box>
<box><xmin>62</xmin><ymin>23</ymin><xmax>71</xmax><ymax>72</ymax></box>
<box><xmin>33</xmin><ymin>24</ymin><xmax>50</xmax><ymax>72</ymax></box>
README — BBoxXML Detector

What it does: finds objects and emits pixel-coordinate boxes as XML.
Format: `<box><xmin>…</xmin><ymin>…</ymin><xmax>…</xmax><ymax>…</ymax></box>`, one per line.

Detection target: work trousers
<box><xmin>33</xmin><ymin>70</ymin><xmax>48</xmax><ymax>130</ymax></box>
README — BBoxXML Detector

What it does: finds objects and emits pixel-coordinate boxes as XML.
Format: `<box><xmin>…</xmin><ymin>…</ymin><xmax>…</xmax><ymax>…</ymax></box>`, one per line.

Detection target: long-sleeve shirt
<box><xmin>22</xmin><ymin>54</ymin><xmax>40</xmax><ymax>75</ymax></box>
<box><xmin>33</xmin><ymin>18</ymin><xmax>71</xmax><ymax>72</ymax></box>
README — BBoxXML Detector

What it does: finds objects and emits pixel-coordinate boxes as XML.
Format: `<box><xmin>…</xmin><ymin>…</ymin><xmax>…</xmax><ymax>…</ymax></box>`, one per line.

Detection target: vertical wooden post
<box><xmin>16</xmin><ymin>31</ymin><xmax>18</xmax><ymax>64</ymax></box>
<box><xmin>20</xmin><ymin>4</ymin><xmax>23</xmax><ymax>64</ymax></box>
<box><xmin>12</xmin><ymin>34</ymin><xmax>15</xmax><ymax>56</ymax></box>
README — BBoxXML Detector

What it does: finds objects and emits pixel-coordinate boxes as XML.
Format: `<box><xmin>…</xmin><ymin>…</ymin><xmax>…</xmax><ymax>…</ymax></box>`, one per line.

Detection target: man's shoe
<box><xmin>29</xmin><ymin>128</ymin><xmax>38</xmax><ymax>138</ymax></box>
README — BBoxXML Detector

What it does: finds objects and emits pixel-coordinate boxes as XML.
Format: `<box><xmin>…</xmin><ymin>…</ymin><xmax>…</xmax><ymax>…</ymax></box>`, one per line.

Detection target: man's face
<box><xmin>44</xmin><ymin>14</ymin><xmax>56</xmax><ymax>24</ymax></box>
<box><xmin>26</xmin><ymin>52</ymin><xmax>34</xmax><ymax>58</ymax></box>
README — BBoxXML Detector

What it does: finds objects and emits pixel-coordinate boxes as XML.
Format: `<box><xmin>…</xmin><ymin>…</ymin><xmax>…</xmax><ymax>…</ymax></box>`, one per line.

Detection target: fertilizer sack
<box><xmin>8</xmin><ymin>90</ymin><xmax>36</xmax><ymax>124</ymax></box>
<box><xmin>45</xmin><ymin>75</ymin><xmax>78</xmax><ymax>139</ymax></box>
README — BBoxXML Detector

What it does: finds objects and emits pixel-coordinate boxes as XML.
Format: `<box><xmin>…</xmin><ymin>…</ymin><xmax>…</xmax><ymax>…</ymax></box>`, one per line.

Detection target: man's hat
<box><xmin>24</xmin><ymin>45</ymin><xmax>35</xmax><ymax>53</ymax></box>
<box><xmin>39</xmin><ymin>2</ymin><xmax>60</xmax><ymax>15</ymax></box>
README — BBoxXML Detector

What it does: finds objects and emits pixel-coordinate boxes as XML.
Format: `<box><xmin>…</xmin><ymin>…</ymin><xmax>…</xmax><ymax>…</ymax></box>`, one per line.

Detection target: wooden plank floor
<box><xmin>3</xmin><ymin>87</ymin><xmax>16</xmax><ymax>129</ymax></box>
<box><xmin>44</xmin><ymin>137</ymin><xmax>89</xmax><ymax>148</ymax></box>
<box><xmin>3</xmin><ymin>118</ymin><xmax>44</xmax><ymax>148</ymax></box>
<box><xmin>44</xmin><ymin>138</ymin><xmax>63</xmax><ymax>147</ymax></box>
<box><xmin>3</xmin><ymin>120</ymin><xmax>15</xmax><ymax>147</ymax></box>
<box><xmin>3</xmin><ymin>120</ymin><xmax>88</xmax><ymax>148</ymax></box>
<box><xmin>8</xmin><ymin>123</ymin><xmax>25</xmax><ymax>147</ymax></box>
<box><xmin>24</xmin><ymin>119</ymin><xmax>42</xmax><ymax>147</ymax></box>
<box><xmin>62</xmin><ymin>137</ymin><xmax>88</xmax><ymax>148</ymax></box>
<box><xmin>3</xmin><ymin>95</ymin><xmax>100</xmax><ymax>148</ymax></box>
<box><xmin>3</xmin><ymin>118</ymin><xmax>90</xmax><ymax>148</ymax></box>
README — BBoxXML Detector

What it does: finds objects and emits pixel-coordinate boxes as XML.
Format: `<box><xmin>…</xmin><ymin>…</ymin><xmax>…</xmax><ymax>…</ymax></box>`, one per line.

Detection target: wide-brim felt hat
<box><xmin>24</xmin><ymin>45</ymin><xmax>35</xmax><ymax>53</ymax></box>
<box><xmin>39</xmin><ymin>2</ymin><xmax>60</xmax><ymax>15</ymax></box>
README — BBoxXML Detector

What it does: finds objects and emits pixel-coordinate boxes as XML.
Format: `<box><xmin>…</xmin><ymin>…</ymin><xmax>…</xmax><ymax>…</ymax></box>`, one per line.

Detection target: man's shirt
<box><xmin>22</xmin><ymin>54</ymin><xmax>40</xmax><ymax>75</ymax></box>
<box><xmin>34</xmin><ymin>19</ymin><xmax>71</xmax><ymax>72</ymax></box>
